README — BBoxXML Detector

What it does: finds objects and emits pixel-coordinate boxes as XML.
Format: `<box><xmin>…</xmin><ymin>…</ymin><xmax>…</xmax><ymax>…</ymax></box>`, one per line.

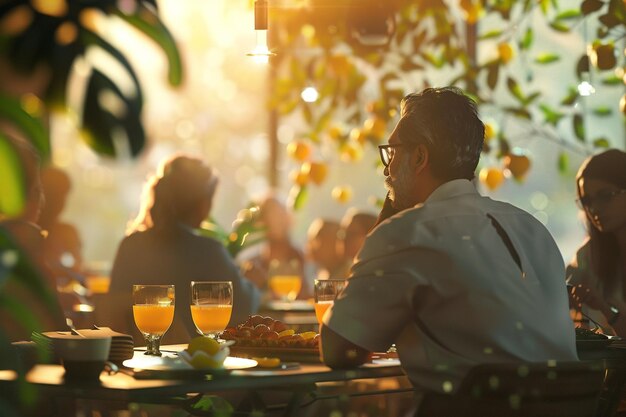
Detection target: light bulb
<box><xmin>247</xmin><ymin>30</ymin><xmax>273</xmax><ymax>64</ymax></box>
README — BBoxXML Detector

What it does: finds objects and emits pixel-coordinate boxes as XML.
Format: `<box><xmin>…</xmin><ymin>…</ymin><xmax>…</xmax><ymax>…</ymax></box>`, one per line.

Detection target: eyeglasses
<box><xmin>576</xmin><ymin>189</ymin><xmax>626</xmax><ymax>209</ymax></box>
<box><xmin>378</xmin><ymin>144</ymin><xmax>406</xmax><ymax>167</ymax></box>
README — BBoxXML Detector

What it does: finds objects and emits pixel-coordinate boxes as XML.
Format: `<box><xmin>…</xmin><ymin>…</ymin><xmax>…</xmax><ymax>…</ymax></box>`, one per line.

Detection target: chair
<box><xmin>416</xmin><ymin>361</ymin><xmax>606</xmax><ymax>417</ymax></box>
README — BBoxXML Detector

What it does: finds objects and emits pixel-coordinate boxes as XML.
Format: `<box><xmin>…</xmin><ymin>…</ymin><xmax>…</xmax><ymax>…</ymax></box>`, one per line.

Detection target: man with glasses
<box><xmin>320</xmin><ymin>87</ymin><xmax>578</xmax><ymax>395</ymax></box>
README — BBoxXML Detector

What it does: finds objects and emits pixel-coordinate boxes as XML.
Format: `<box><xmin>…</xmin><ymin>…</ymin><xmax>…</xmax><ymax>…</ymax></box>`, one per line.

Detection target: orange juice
<box><xmin>269</xmin><ymin>275</ymin><xmax>301</xmax><ymax>300</ymax></box>
<box><xmin>86</xmin><ymin>275</ymin><xmax>111</xmax><ymax>294</ymax></box>
<box><xmin>191</xmin><ymin>304</ymin><xmax>233</xmax><ymax>334</ymax></box>
<box><xmin>314</xmin><ymin>301</ymin><xmax>333</xmax><ymax>323</ymax></box>
<box><xmin>133</xmin><ymin>304</ymin><xmax>174</xmax><ymax>335</ymax></box>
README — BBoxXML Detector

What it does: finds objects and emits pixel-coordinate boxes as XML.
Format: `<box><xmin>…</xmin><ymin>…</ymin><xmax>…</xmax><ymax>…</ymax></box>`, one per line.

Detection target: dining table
<box><xmin>0</xmin><ymin>344</ymin><xmax>411</xmax><ymax>416</ymax></box>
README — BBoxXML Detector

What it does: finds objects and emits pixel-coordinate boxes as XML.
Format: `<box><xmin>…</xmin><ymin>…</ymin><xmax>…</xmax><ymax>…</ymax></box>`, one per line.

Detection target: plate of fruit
<box><xmin>221</xmin><ymin>315</ymin><xmax>321</xmax><ymax>362</ymax></box>
<box><xmin>124</xmin><ymin>337</ymin><xmax>257</xmax><ymax>379</ymax></box>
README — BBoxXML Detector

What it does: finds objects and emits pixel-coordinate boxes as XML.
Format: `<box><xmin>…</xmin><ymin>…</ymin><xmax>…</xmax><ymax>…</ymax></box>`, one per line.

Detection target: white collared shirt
<box><xmin>325</xmin><ymin>179</ymin><xmax>577</xmax><ymax>393</ymax></box>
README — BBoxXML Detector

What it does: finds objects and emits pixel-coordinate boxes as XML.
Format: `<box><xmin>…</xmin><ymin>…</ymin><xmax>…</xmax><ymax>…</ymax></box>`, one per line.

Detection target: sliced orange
<box><xmin>253</xmin><ymin>357</ymin><xmax>281</xmax><ymax>368</ymax></box>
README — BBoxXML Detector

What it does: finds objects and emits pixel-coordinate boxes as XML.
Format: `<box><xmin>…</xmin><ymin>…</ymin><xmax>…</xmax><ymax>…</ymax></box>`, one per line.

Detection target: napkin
<box><xmin>32</xmin><ymin>325</ymin><xmax>134</xmax><ymax>364</ymax></box>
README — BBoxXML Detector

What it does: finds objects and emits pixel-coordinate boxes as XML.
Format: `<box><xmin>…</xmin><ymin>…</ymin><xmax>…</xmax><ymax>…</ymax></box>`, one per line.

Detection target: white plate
<box><xmin>123</xmin><ymin>355</ymin><xmax>258</xmax><ymax>372</ymax></box>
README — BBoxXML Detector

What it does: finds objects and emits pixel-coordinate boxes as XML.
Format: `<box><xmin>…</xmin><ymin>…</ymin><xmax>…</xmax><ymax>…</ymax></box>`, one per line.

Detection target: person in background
<box><xmin>107</xmin><ymin>154</ymin><xmax>260</xmax><ymax>344</ymax></box>
<box><xmin>305</xmin><ymin>218</ymin><xmax>344</xmax><ymax>280</ymax></box>
<box><xmin>336</xmin><ymin>209</ymin><xmax>377</xmax><ymax>277</ymax></box>
<box><xmin>38</xmin><ymin>165</ymin><xmax>83</xmax><ymax>276</ymax></box>
<box><xmin>567</xmin><ymin>149</ymin><xmax>626</xmax><ymax>336</ymax></box>
<box><xmin>320</xmin><ymin>87</ymin><xmax>577</xmax><ymax>396</ymax></box>
<box><xmin>240</xmin><ymin>195</ymin><xmax>307</xmax><ymax>299</ymax></box>
<box><xmin>0</xmin><ymin>136</ymin><xmax>65</xmax><ymax>341</ymax></box>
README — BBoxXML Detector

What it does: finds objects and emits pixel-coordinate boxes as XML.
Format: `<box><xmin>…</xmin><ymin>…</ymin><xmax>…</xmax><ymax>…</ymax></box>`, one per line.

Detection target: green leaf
<box><xmin>593</xmin><ymin>137</ymin><xmax>610</xmax><ymax>147</ymax></box>
<box><xmin>602</xmin><ymin>75</ymin><xmax>622</xmax><ymax>85</ymax></box>
<box><xmin>0</xmin><ymin>95</ymin><xmax>50</xmax><ymax>160</ymax></box>
<box><xmin>190</xmin><ymin>395</ymin><xmax>234</xmax><ymax>416</ymax></box>
<box><xmin>573</xmin><ymin>114</ymin><xmax>585</xmax><ymax>142</ymax></box>
<box><xmin>549</xmin><ymin>21</ymin><xmax>571</xmax><ymax>31</ymax></box>
<box><xmin>592</xmin><ymin>106</ymin><xmax>612</xmax><ymax>116</ymax></box>
<box><xmin>81</xmin><ymin>30</ymin><xmax>144</xmax><ymax>111</ymax></box>
<box><xmin>534</xmin><ymin>53</ymin><xmax>560</xmax><ymax>64</ymax></box>
<box><xmin>576</xmin><ymin>55</ymin><xmax>590</xmax><ymax>80</ymax></box>
<box><xmin>557</xmin><ymin>152</ymin><xmax>569</xmax><ymax>174</ymax></box>
<box><xmin>560</xmin><ymin>87</ymin><xmax>579</xmax><ymax>106</ymax></box>
<box><xmin>487</xmin><ymin>62</ymin><xmax>500</xmax><ymax>90</ymax></box>
<box><xmin>114</xmin><ymin>5</ymin><xmax>183</xmax><ymax>86</ymax></box>
<box><xmin>519</xmin><ymin>28</ymin><xmax>534</xmax><ymax>50</ymax></box>
<box><xmin>479</xmin><ymin>29</ymin><xmax>504</xmax><ymax>40</ymax></box>
<box><xmin>555</xmin><ymin>9</ymin><xmax>582</xmax><ymax>19</ymax></box>
<box><xmin>81</xmin><ymin>70</ymin><xmax>145</xmax><ymax>157</ymax></box>
<box><xmin>506</xmin><ymin>77</ymin><xmax>525</xmax><ymax>103</ymax></box>
<box><xmin>498</xmin><ymin>136</ymin><xmax>511</xmax><ymax>157</ymax></box>
<box><xmin>503</xmin><ymin>106</ymin><xmax>532</xmax><ymax>119</ymax></box>
<box><xmin>289</xmin><ymin>185</ymin><xmax>308</xmax><ymax>211</ymax></box>
<box><xmin>539</xmin><ymin>104</ymin><xmax>565</xmax><ymax>126</ymax></box>
<box><xmin>0</xmin><ymin>135</ymin><xmax>26</xmax><ymax>217</ymax></box>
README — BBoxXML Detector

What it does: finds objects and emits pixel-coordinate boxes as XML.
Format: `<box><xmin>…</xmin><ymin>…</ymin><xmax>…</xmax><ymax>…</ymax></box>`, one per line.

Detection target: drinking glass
<box><xmin>190</xmin><ymin>281</ymin><xmax>233</xmax><ymax>339</ymax></box>
<box><xmin>132</xmin><ymin>284</ymin><xmax>175</xmax><ymax>356</ymax></box>
<box><xmin>268</xmin><ymin>259</ymin><xmax>302</xmax><ymax>302</ymax></box>
<box><xmin>314</xmin><ymin>279</ymin><xmax>346</xmax><ymax>324</ymax></box>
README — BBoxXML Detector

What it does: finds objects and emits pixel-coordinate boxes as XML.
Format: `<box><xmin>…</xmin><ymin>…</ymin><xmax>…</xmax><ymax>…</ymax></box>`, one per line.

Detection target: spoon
<box><xmin>66</xmin><ymin>318</ymin><xmax>86</xmax><ymax>337</ymax></box>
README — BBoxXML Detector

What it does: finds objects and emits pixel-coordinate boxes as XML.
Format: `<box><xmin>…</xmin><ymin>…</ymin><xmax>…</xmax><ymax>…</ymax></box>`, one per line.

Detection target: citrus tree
<box><xmin>268</xmin><ymin>0</ymin><xmax>625</xmax><ymax>206</ymax></box>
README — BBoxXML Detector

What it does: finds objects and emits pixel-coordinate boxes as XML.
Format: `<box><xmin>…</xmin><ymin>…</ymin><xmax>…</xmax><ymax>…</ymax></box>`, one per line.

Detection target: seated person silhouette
<box><xmin>567</xmin><ymin>149</ymin><xmax>626</xmax><ymax>336</ymax></box>
<box><xmin>306</xmin><ymin>218</ymin><xmax>345</xmax><ymax>280</ymax></box>
<box><xmin>106</xmin><ymin>154</ymin><xmax>260</xmax><ymax>344</ymax></box>
<box><xmin>38</xmin><ymin>165</ymin><xmax>84</xmax><ymax>282</ymax></box>
<box><xmin>240</xmin><ymin>195</ymin><xmax>308</xmax><ymax>300</ymax></box>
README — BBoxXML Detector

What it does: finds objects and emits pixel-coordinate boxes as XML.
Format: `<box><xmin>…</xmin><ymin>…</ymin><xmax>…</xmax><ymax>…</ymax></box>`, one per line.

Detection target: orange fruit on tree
<box><xmin>340</xmin><ymin>142</ymin><xmax>364</xmax><ymax>162</ymax></box>
<box><xmin>363</xmin><ymin>116</ymin><xmax>387</xmax><ymax>141</ymax></box>
<box><xmin>286</xmin><ymin>141</ymin><xmax>311</xmax><ymax>162</ymax></box>
<box><xmin>301</xmin><ymin>161</ymin><xmax>328</xmax><ymax>185</ymax></box>
<box><xmin>484</xmin><ymin>122</ymin><xmax>496</xmax><ymax>142</ymax></box>
<box><xmin>504</xmin><ymin>153</ymin><xmax>531</xmax><ymax>181</ymax></box>
<box><xmin>590</xmin><ymin>43</ymin><xmax>616</xmax><ymax>70</ymax></box>
<box><xmin>620</xmin><ymin>94</ymin><xmax>626</xmax><ymax>116</ymax></box>
<box><xmin>498</xmin><ymin>43</ymin><xmax>514</xmax><ymax>64</ymax></box>
<box><xmin>327</xmin><ymin>125</ymin><xmax>343</xmax><ymax>142</ymax></box>
<box><xmin>289</xmin><ymin>169</ymin><xmax>309</xmax><ymax>186</ymax></box>
<box><xmin>479</xmin><ymin>167</ymin><xmax>505</xmax><ymax>191</ymax></box>
<box><xmin>349</xmin><ymin>127</ymin><xmax>366</xmax><ymax>145</ymax></box>
<box><xmin>331</xmin><ymin>185</ymin><xmax>353</xmax><ymax>204</ymax></box>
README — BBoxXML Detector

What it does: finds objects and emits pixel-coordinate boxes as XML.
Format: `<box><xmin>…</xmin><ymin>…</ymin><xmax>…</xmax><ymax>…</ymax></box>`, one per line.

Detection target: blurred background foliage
<box><xmin>0</xmin><ymin>0</ymin><xmax>182</xmax><ymax>215</ymax></box>
<box><xmin>266</xmin><ymin>0</ymin><xmax>626</xmax><ymax>205</ymax></box>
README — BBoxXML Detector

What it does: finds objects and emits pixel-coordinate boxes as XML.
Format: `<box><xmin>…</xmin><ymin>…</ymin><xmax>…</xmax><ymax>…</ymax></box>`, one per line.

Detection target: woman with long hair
<box><xmin>568</xmin><ymin>149</ymin><xmax>626</xmax><ymax>336</ymax></box>
<box><xmin>107</xmin><ymin>154</ymin><xmax>260</xmax><ymax>343</ymax></box>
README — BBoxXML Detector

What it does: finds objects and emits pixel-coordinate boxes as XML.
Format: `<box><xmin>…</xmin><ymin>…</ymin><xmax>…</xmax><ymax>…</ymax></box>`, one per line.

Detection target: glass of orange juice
<box><xmin>268</xmin><ymin>259</ymin><xmax>302</xmax><ymax>302</ymax></box>
<box><xmin>190</xmin><ymin>281</ymin><xmax>233</xmax><ymax>339</ymax></box>
<box><xmin>314</xmin><ymin>279</ymin><xmax>346</xmax><ymax>324</ymax></box>
<box><xmin>132</xmin><ymin>284</ymin><xmax>175</xmax><ymax>356</ymax></box>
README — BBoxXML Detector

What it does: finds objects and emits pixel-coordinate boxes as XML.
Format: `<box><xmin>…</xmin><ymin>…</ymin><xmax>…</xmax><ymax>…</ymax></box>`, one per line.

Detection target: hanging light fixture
<box><xmin>247</xmin><ymin>0</ymin><xmax>275</xmax><ymax>64</ymax></box>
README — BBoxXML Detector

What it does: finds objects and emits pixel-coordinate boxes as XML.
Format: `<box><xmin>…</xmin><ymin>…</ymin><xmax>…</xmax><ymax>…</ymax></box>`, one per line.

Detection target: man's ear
<box><xmin>412</xmin><ymin>144</ymin><xmax>429</xmax><ymax>174</ymax></box>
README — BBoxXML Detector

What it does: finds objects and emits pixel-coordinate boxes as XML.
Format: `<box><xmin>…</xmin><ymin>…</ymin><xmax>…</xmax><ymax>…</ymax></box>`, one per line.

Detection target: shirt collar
<box><xmin>423</xmin><ymin>179</ymin><xmax>478</xmax><ymax>204</ymax></box>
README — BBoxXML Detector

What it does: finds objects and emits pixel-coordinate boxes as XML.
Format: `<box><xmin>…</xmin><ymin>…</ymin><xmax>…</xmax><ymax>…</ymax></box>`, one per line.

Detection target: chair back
<box><xmin>417</xmin><ymin>361</ymin><xmax>605</xmax><ymax>417</ymax></box>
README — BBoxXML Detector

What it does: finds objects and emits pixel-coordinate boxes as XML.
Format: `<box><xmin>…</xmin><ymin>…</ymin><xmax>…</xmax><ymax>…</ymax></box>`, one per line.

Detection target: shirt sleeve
<box><xmin>325</xmin><ymin>272</ymin><xmax>415</xmax><ymax>352</ymax></box>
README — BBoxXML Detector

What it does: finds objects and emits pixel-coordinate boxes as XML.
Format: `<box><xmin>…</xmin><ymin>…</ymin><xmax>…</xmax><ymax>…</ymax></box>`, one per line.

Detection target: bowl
<box><xmin>51</xmin><ymin>335</ymin><xmax>112</xmax><ymax>381</ymax></box>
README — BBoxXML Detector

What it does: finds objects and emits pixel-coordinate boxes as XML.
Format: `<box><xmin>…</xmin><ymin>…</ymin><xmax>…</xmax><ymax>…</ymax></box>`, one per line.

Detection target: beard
<box><xmin>384</xmin><ymin>154</ymin><xmax>415</xmax><ymax>211</ymax></box>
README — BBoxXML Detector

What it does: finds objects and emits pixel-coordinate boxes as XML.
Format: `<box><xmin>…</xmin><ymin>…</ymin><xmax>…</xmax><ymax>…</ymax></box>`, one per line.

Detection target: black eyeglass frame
<box><xmin>576</xmin><ymin>188</ymin><xmax>626</xmax><ymax>209</ymax></box>
<box><xmin>378</xmin><ymin>144</ymin><xmax>407</xmax><ymax>167</ymax></box>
